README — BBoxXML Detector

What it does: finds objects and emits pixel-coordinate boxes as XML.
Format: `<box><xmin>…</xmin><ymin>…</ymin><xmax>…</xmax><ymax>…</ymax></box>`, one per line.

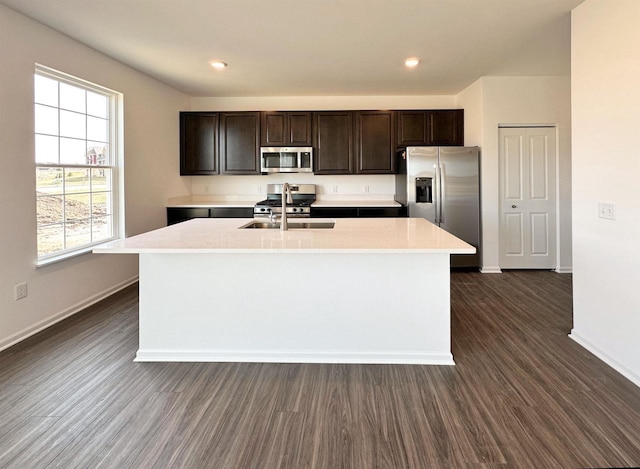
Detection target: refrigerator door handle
<box><xmin>439</xmin><ymin>163</ymin><xmax>445</xmax><ymax>224</ymax></box>
<box><xmin>433</xmin><ymin>163</ymin><xmax>440</xmax><ymax>224</ymax></box>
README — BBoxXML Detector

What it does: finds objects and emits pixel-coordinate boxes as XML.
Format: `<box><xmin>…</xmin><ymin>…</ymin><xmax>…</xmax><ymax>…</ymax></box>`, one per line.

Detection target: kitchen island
<box><xmin>94</xmin><ymin>218</ymin><xmax>474</xmax><ymax>365</ymax></box>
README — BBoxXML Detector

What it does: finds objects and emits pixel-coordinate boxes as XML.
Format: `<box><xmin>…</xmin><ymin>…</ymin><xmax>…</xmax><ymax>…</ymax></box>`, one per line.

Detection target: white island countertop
<box><xmin>94</xmin><ymin>217</ymin><xmax>475</xmax><ymax>255</ymax></box>
<box><xmin>99</xmin><ymin>217</ymin><xmax>469</xmax><ymax>365</ymax></box>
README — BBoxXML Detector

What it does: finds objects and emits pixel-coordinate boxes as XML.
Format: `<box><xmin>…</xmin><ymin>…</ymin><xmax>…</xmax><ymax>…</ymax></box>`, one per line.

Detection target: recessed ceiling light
<box><xmin>404</xmin><ymin>58</ymin><xmax>420</xmax><ymax>68</ymax></box>
<box><xmin>210</xmin><ymin>61</ymin><xmax>228</xmax><ymax>70</ymax></box>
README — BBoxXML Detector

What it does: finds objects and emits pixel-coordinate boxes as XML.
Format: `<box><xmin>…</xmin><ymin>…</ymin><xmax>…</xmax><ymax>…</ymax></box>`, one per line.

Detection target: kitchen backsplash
<box><xmin>190</xmin><ymin>174</ymin><xmax>396</xmax><ymax>199</ymax></box>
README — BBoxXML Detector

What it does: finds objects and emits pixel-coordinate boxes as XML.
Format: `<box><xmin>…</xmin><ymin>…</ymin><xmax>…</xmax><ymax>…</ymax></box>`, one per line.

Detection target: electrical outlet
<box><xmin>332</xmin><ymin>185</ymin><xmax>338</xmax><ymax>193</ymax></box>
<box><xmin>15</xmin><ymin>282</ymin><xmax>27</xmax><ymax>301</ymax></box>
<box><xmin>598</xmin><ymin>202</ymin><xmax>616</xmax><ymax>220</ymax></box>
<box><xmin>255</xmin><ymin>185</ymin><xmax>262</xmax><ymax>193</ymax></box>
<box><xmin>204</xmin><ymin>185</ymin><xmax>210</xmax><ymax>193</ymax></box>
<box><xmin>363</xmin><ymin>185</ymin><xmax>369</xmax><ymax>193</ymax></box>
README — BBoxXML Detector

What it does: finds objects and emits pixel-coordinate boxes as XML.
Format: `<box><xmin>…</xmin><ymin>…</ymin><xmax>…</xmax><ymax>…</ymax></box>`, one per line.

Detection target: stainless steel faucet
<box><xmin>281</xmin><ymin>182</ymin><xmax>293</xmax><ymax>231</ymax></box>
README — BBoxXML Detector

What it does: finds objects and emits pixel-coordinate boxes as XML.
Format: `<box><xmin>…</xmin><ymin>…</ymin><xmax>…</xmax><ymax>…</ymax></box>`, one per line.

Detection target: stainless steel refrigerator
<box><xmin>395</xmin><ymin>146</ymin><xmax>480</xmax><ymax>268</ymax></box>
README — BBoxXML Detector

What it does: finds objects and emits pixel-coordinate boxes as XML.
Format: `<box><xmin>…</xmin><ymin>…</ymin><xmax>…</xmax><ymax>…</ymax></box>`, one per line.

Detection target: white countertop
<box><xmin>311</xmin><ymin>199</ymin><xmax>401</xmax><ymax>208</ymax></box>
<box><xmin>166</xmin><ymin>196</ymin><xmax>258</xmax><ymax>208</ymax></box>
<box><xmin>94</xmin><ymin>218</ymin><xmax>475</xmax><ymax>254</ymax></box>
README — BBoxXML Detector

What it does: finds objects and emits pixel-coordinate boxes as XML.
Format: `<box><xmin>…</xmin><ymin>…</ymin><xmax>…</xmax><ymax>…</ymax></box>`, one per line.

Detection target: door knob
<box><xmin>511</xmin><ymin>205</ymin><xmax>517</xmax><ymax>208</ymax></box>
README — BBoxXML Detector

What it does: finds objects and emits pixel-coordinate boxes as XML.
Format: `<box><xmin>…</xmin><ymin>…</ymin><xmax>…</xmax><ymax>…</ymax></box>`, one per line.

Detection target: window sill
<box><xmin>36</xmin><ymin>238</ymin><xmax>119</xmax><ymax>268</ymax></box>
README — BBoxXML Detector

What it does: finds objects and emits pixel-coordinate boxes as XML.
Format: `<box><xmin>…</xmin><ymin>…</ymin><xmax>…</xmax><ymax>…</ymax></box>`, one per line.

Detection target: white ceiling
<box><xmin>1</xmin><ymin>0</ymin><xmax>584</xmax><ymax>97</ymax></box>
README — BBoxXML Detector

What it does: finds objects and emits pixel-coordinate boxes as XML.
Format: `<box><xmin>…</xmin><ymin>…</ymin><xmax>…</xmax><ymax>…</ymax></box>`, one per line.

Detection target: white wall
<box><xmin>457</xmin><ymin>76</ymin><xmax>572</xmax><ymax>272</ymax></box>
<box><xmin>570</xmin><ymin>0</ymin><xmax>640</xmax><ymax>387</ymax></box>
<box><xmin>455</xmin><ymin>78</ymin><xmax>483</xmax><ymax>147</ymax></box>
<box><xmin>191</xmin><ymin>174</ymin><xmax>396</xmax><ymax>200</ymax></box>
<box><xmin>0</xmin><ymin>5</ymin><xmax>190</xmax><ymax>350</ymax></box>
<box><xmin>190</xmin><ymin>96</ymin><xmax>457</xmax><ymax>112</ymax></box>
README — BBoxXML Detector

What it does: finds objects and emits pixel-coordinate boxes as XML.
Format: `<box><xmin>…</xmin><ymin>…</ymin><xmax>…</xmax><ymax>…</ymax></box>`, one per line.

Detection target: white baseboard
<box><xmin>569</xmin><ymin>330</ymin><xmax>640</xmax><ymax>388</ymax></box>
<box><xmin>555</xmin><ymin>266</ymin><xmax>573</xmax><ymax>273</ymax></box>
<box><xmin>0</xmin><ymin>276</ymin><xmax>138</xmax><ymax>353</ymax></box>
<box><xmin>135</xmin><ymin>349</ymin><xmax>456</xmax><ymax>366</ymax></box>
<box><xmin>479</xmin><ymin>266</ymin><xmax>572</xmax><ymax>274</ymax></box>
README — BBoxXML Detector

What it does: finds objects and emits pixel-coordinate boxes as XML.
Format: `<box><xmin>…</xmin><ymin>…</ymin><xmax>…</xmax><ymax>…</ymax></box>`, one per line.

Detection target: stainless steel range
<box><xmin>254</xmin><ymin>184</ymin><xmax>316</xmax><ymax>219</ymax></box>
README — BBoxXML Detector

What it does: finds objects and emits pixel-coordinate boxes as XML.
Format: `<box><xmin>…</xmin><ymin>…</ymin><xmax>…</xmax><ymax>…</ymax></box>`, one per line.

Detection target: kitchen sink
<box><xmin>240</xmin><ymin>221</ymin><xmax>335</xmax><ymax>230</ymax></box>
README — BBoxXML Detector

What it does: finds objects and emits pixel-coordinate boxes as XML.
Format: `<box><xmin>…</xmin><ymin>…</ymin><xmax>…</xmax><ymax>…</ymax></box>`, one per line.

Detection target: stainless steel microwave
<box><xmin>260</xmin><ymin>147</ymin><xmax>313</xmax><ymax>173</ymax></box>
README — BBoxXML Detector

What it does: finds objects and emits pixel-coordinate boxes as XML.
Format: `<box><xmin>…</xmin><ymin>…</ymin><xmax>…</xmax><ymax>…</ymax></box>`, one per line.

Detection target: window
<box><xmin>35</xmin><ymin>65</ymin><xmax>121</xmax><ymax>264</ymax></box>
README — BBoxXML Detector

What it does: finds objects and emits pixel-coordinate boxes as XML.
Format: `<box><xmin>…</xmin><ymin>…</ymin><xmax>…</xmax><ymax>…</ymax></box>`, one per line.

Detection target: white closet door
<box><xmin>499</xmin><ymin>127</ymin><xmax>557</xmax><ymax>269</ymax></box>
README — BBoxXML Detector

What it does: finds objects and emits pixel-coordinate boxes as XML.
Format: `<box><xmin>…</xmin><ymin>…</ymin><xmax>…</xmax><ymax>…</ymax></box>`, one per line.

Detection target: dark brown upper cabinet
<box><xmin>313</xmin><ymin>111</ymin><xmax>355</xmax><ymax>175</ymax></box>
<box><xmin>180</xmin><ymin>112</ymin><xmax>219</xmax><ymax>175</ymax></box>
<box><xmin>219</xmin><ymin>112</ymin><xmax>261</xmax><ymax>175</ymax></box>
<box><xmin>355</xmin><ymin>111</ymin><xmax>396</xmax><ymax>174</ymax></box>
<box><xmin>397</xmin><ymin>109</ymin><xmax>464</xmax><ymax>147</ymax></box>
<box><xmin>397</xmin><ymin>111</ymin><xmax>428</xmax><ymax>147</ymax></box>
<box><xmin>260</xmin><ymin>111</ymin><xmax>312</xmax><ymax>146</ymax></box>
<box><xmin>182</xmin><ymin>108</ymin><xmax>464</xmax><ymax>176</ymax></box>
<box><xmin>427</xmin><ymin>110</ymin><xmax>464</xmax><ymax>146</ymax></box>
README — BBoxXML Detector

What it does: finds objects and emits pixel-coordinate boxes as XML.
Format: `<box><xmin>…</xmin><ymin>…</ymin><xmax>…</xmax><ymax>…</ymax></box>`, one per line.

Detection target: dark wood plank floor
<box><xmin>1</xmin><ymin>271</ymin><xmax>639</xmax><ymax>468</ymax></box>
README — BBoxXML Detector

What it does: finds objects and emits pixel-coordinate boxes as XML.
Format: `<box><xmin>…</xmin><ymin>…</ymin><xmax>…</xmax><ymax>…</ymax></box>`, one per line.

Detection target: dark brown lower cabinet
<box><xmin>311</xmin><ymin>207</ymin><xmax>358</xmax><ymax>218</ymax></box>
<box><xmin>166</xmin><ymin>208</ymin><xmax>210</xmax><ymax>225</ymax></box>
<box><xmin>311</xmin><ymin>206</ymin><xmax>406</xmax><ymax>218</ymax></box>
<box><xmin>167</xmin><ymin>207</ymin><xmax>254</xmax><ymax>225</ymax></box>
<box><xmin>168</xmin><ymin>206</ymin><xmax>405</xmax><ymax>225</ymax></box>
<box><xmin>358</xmin><ymin>206</ymin><xmax>407</xmax><ymax>217</ymax></box>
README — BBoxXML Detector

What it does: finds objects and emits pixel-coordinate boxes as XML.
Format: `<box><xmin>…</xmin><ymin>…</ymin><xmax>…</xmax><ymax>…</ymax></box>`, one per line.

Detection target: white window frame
<box><xmin>35</xmin><ymin>64</ymin><xmax>124</xmax><ymax>266</ymax></box>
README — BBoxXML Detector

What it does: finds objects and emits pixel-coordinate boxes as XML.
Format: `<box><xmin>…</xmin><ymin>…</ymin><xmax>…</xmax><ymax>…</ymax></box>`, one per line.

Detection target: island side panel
<box><xmin>137</xmin><ymin>252</ymin><xmax>453</xmax><ymax>364</ymax></box>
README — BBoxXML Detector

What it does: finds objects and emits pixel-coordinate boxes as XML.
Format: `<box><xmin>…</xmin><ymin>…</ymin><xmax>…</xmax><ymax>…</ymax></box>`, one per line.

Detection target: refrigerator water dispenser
<box><xmin>415</xmin><ymin>177</ymin><xmax>433</xmax><ymax>203</ymax></box>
